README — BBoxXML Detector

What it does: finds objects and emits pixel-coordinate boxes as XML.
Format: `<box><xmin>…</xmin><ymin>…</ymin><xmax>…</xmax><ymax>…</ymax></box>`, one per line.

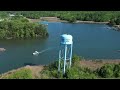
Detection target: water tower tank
<box><xmin>60</xmin><ymin>34</ymin><xmax>73</xmax><ymax>45</ymax></box>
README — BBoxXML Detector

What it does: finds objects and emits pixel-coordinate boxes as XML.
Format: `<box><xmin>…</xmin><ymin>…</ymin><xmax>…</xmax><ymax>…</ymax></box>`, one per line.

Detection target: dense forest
<box><xmin>4</xmin><ymin>11</ymin><xmax>120</xmax><ymax>24</ymax></box>
<box><xmin>0</xmin><ymin>15</ymin><xmax>48</xmax><ymax>39</ymax></box>
<box><xmin>0</xmin><ymin>11</ymin><xmax>120</xmax><ymax>39</ymax></box>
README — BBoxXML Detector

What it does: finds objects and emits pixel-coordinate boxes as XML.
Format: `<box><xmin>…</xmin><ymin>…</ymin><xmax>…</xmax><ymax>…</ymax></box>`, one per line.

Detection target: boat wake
<box><xmin>32</xmin><ymin>47</ymin><xmax>58</xmax><ymax>56</ymax></box>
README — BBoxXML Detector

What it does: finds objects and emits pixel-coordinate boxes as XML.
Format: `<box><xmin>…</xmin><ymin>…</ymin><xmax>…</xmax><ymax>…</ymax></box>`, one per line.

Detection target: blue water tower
<box><xmin>58</xmin><ymin>34</ymin><xmax>73</xmax><ymax>74</ymax></box>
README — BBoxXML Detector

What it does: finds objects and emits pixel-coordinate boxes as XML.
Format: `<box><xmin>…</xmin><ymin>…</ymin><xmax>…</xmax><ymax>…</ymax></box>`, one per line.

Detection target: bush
<box><xmin>40</xmin><ymin>67</ymin><xmax>60</xmax><ymax>79</ymax></box>
<box><xmin>66</xmin><ymin>67</ymin><xmax>80</xmax><ymax>79</ymax></box>
<box><xmin>66</xmin><ymin>69</ymin><xmax>77</xmax><ymax>79</ymax></box>
<box><xmin>72</xmin><ymin>55</ymin><xmax>80</xmax><ymax>62</ymax></box>
<box><xmin>66</xmin><ymin>66</ymin><xmax>97</xmax><ymax>79</ymax></box>
<box><xmin>96</xmin><ymin>64</ymin><xmax>114</xmax><ymax>78</ymax></box>
<box><xmin>57</xmin><ymin>71</ymin><xmax>64</xmax><ymax>79</ymax></box>
<box><xmin>48</xmin><ymin>61</ymin><xmax>59</xmax><ymax>70</ymax></box>
<box><xmin>40</xmin><ymin>55</ymin><xmax>98</xmax><ymax>79</ymax></box>
<box><xmin>40</xmin><ymin>69</ymin><xmax>51</xmax><ymax>79</ymax></box>
<box><xmin>113</xmin><ymin>64</ymin><xmax>120</xmax><ymax>78</ymax></box>
<box><xmin>109</xmin><ymin>19</ymin><xmax>116</xmax><ymax>25</ymax></box>
<box><xmin>72</xmin><ymin>55</ymin><xmax>81</xmax><ymax>67</ymax></box>
<box><xmin>2</xmin><ymin>68</ymin><xmax>33</xmax><ymax>79</ymax></box>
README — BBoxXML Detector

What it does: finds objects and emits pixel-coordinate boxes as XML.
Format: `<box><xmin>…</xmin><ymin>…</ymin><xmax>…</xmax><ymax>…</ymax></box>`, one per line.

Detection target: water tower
<box><xmin>58</xmin><ymin>34</ymin><xmax>73</xmax><ymax>74</ymax></box>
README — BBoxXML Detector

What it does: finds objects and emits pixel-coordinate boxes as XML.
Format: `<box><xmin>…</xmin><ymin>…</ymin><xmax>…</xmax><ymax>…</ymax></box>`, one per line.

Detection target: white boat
<box><xmin>33</xmin><ymin>51</ymin><xmax>39</xmax><ymax>55</ymax></box>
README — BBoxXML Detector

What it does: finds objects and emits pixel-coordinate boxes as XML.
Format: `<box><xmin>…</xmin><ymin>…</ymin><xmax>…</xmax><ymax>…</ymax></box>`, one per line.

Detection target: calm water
<box><xmin>0</xmin><ymin>22</ymin><xmax>120</xmax><ymax>73</ymax></box>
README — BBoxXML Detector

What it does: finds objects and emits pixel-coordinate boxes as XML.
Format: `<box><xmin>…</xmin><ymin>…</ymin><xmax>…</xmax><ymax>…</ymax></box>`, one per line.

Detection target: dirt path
<box><xmin>25</xmin><ymin>65</ymin><xmax>44</xmax><ymax>78</ymax></box>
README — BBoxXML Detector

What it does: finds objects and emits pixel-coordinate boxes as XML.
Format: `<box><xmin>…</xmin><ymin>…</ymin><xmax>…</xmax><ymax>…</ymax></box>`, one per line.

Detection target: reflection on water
<box><xmin>24</xmin><ymin>63</ymin><xmax>36</xmax><ymax>66</ymax></box>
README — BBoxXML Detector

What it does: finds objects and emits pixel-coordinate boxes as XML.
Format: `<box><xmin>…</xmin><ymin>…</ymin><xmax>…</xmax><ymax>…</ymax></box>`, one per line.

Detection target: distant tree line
<box><xmin>1</xmin><ymin>11</ymin><xmax>120</xmax><ymax>39</ymax></box>
<box><xmin>5</xmin><ymin>11</ymin><xmax>120</xmax><ymax>24</ymax></box>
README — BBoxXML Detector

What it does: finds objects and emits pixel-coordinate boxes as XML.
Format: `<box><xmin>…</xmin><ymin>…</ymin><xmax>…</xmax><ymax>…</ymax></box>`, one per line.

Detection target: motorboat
<box><xmin>33</xmin><ymin>51</ymin><xmax>39</xmax><ymax>55</ymax></box>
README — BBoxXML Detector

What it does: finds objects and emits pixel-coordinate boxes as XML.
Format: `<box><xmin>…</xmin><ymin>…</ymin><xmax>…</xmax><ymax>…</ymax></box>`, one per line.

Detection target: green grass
<box><xmin>0</xmin><ymin>68</ymin><xmax>33</xmax><ymax>79</ymax></box>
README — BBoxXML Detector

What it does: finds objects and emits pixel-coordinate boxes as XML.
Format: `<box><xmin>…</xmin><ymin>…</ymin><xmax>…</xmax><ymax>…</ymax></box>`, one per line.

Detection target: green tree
<box><xmin>113</xmin><ymin>64</ymin><xmax>120</xmax><ymax>78</ymax></box>
<box><xmin>97</xmin><ymin>64</ymin><xmax>114</xmax><ymax>78</ymax></box>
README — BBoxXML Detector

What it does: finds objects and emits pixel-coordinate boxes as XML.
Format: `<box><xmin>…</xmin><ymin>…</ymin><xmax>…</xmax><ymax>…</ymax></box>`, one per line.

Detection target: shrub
<box><xmin>40</xmin><ymin>70</ymin><xmax>51</xmax><ymax>79</ymax></box>
<box><xmin>113</xmin><ymin>64</ymin><xmax>120</xmax><ymax>78</ymax></box>
<box><xmin>48</xmin><ymin>60</ymin><xmax>59</xmax><ymax>70</ymax></box>
<box><xmin>57</xmin><ymin>71</ymin><xmax>64</xmax><ymax>79</ymax></box>
<box><xmin>96</xmin><ymin>64</ymin><xmax>114</xmax><ymax>78</ymax></box>
<box><xmin>66</xmin><ymin>67</ymin><xmax>80</xmax><ymax>79</ymax></box>
<box><xmin>66</xmin><ymin>66</ymin><xmax>97</xmax><ymax>79</ymax></box>
<box><xmin>3</xmin><ymin>68</ymin><xmax>32</xmax><ymax>79</ymax></box>
<box><xmin>72</xmin><ymin>55</ymin><xmax>81</xmax><ymax>67</ymax></box>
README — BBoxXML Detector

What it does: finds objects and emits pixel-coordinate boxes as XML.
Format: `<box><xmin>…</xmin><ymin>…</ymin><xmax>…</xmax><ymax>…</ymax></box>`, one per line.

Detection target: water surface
<box><xmin>0</xmin><ymin>22</ymin><xmax>120</xmax><ymax>73</ymax></box>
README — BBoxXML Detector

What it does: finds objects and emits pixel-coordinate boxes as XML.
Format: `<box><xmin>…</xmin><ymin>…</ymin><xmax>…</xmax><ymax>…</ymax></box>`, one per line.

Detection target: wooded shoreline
<box><xmin>29</xmin><ymin>17</ymin><xmax>120</xmax><ymax>30</ymax></box>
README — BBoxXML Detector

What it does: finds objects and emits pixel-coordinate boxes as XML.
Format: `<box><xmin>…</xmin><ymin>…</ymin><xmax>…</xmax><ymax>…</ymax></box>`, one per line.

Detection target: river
<box><xmin>0</xmin><ymin>22</ymin><xmax>120</xmax><ymax>73</ymax></box>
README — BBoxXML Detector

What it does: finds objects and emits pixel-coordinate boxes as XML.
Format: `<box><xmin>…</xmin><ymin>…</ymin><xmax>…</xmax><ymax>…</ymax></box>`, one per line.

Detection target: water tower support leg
<box><xmin>69</xmin><ymin>43</ymin><xmax>73</xmax><ymax>68</ymax></box>
<box><xmin>63</xmin><ymin>45</ymin><xmax>67</xmax><ymax>74</ymax></box>
<box><xmin>58</xmin><ymin>50</ymin><xmax>61</xmax><ymax>72</ymax></box>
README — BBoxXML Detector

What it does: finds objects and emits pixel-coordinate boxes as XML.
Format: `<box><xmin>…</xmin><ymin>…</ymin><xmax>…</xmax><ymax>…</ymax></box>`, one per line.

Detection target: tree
<box><xmin>0</xmin><ymin>18</ymin><xmax>48</xmax><ymax>39</ymax></box>
<box><xmin>97</xmin><ymin>64</ymin><xmax>114</xmax><ymax>78</ymax></box>
<box><xmin>113</xmin><ymin>64</ymin><xmax>120</xmax><ymax>77</ymax></box>
<box><xmin>115</xmin><ymin>17</ymin><xmax>120</xmax><ymax>25</ymax></box>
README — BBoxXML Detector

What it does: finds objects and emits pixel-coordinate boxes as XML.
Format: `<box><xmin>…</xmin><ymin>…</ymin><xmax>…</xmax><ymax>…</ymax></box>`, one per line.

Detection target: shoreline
<box><xmin>28</xmin><ymin>17</ymin><xmax>120</xmax><ymax>31</ymax></box>
<box><xmin>1</xmin><ymin>59</ymin><xmax>120</xmax><ymax>77</ymax></box>
<box><xmin>0</xmin><ymin>65</ymin><xmax>44</xmax><ymax>79</ymax></box>
<box><xmin>112</xmin><ymin>25</ymin><xmax>120</xmax><ymax>30</ymax></box>
<box><xmin>27</xmin><ymin>17</ymin><xmax>109</xmax><ymax>24</ymax></box>
<box><xmin>74</xmin><ymin>20</ymin><xmax>109</xmax><ymax>24</ymax></box>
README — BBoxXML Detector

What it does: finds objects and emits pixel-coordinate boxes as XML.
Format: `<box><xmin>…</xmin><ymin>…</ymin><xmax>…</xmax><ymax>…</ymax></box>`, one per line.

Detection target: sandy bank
<box><xmin>28</xmin><ymin>17</ymin><xmax>109</xmax><ymax>24</ymax></box>
<box><xmin>75</xmin><ymin>20</ymin><xmax>109</xmax><ymax>24</ymax></box>
<box><xmin>27</xmin><ymin>17</ymin><xmax>67</xmax><ymax>23</ymax></box>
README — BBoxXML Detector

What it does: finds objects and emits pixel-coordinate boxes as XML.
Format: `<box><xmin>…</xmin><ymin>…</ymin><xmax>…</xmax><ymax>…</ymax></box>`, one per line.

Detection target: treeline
<box><xmin>0</xmin><ymin>11</ymin><xmax>9</xmax><ymax>19</ymax></box>
<box><xmin>108</xmin><ymin>18</ymin><xmax>120</xmax><ymax>25</ymax></box>
<box><xmin>5</xmin><ymin>11</ymin><xmax>120</xmax><ymax>24</ymax></box>
<box><xmin>0</xmin><ymin>17</ymin><xmax>48</xmax><ymax>39</ymax></box>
